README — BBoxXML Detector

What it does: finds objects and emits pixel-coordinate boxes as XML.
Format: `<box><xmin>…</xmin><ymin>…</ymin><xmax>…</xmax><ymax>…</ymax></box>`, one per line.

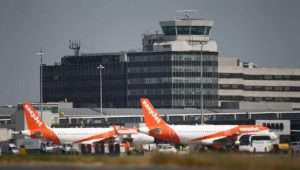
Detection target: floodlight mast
<box><xmin>97</xmin><ymin>64</ymin><xmax>105</xmax><ymax>114</ymax></box>
<box><xmin>36</xmin><ymin>49</ymin><xmax>46</xmax><ymax>121</ymax></box>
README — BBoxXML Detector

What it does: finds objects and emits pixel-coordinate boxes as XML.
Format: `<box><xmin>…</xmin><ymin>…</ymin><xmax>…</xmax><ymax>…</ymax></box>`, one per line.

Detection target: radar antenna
<box><xmin>176</xmin><ymin>9</ymin><xmax>198</xmax><ymax>20</ymax></box>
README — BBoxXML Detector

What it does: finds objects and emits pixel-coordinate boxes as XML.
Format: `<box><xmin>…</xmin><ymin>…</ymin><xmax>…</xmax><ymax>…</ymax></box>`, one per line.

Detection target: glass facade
<box><xmin>43</xmin><ymin>54</ymin><xmax>127</xmax><ymax>108</ymax></box>
<box><xmin>162</xmin><ymin>26</ymin><xmax>211</xmax><ymax>36</ymax></box>
<box><xmin>127</xmin><ymin>51</ymin><xmax>218</xmax><ymax>108</ymax></box>
<box><xmin>43</xmin><ymin>52</ymin><xmax>218</xmax><ymax>108</ymax></box>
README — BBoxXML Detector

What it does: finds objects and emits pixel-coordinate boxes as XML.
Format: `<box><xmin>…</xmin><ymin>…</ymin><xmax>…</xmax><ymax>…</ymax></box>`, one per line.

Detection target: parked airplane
<box><xmin>140</xmin><ymin>98</ymin><xmax>272</xmax><ymax>145</ymax></box>
<box><xmin>21</xmin><ymin>102</ymin><xmax>154</xmax><ymax>145</ymax></box>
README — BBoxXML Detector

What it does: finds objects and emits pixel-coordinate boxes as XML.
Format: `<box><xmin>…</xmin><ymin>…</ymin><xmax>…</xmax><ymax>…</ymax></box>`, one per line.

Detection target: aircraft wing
<box><xmin>199</xmin><ymin>136</ymin><xmax>227</xmax><ymax>145</ymax></box>
<box><xmin>79</xmin><ymin>138</ymin><xmax>111</xmax><ymax>145</ymax></box>
<box><xmin>73</xmin><ymin>128</ymin><xmax>117</xmax><ymax>144</ymax></box>
<box><xmin>116</xmin><ymin>128</ymin><xmax>138</xmax><ymax>135</ymax></box>
<box><xmin>190</xmin><ymin>127</ymin><xmax>240</xmax><ymax>145</ymax></box>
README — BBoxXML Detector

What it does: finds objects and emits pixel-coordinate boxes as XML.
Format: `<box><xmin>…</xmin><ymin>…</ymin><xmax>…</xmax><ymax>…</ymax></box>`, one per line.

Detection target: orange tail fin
<box><xmin>140</xmin><ymin>98</ymin><xmax>180</xmax><ymax>144</ymax></box>
<box><xmin>22</xmin><ymin>102</ymin><xmax>61</xmax><ymax>144</ymax></box>
<box><xmin>23</xmin><ymin>102</ymin><xmax>46</xmax><ymax>131</ymax></box>
<box><xmin>140</xmin><ymin>98</ymin><xmax>168</xmax><ymax>129</ymax></box>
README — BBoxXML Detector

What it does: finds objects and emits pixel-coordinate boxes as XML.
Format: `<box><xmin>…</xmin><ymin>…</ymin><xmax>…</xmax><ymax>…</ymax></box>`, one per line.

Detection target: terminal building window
<box><xmin>191</xmin><ymin>26</ymin><xmax>211</xmax><ymax>35</ymax></box>
<box><xmin>162</xmin><ymin>26</ymin><xmax>211</xmax><ymax>35</ymax></box>
<box><xmin>177</xmin><ymin>26</ymin><xmax>190</xmax><ymax>35</ymax></box>
<box><xmin>162</xmin><ymin>26</ymin><xmax>176</xmax><ymax>35</ymax></box>
<box><xmin>262</xmin><ymin>122</ymin><xmax>284</xmax><ymax>130</ymax></box>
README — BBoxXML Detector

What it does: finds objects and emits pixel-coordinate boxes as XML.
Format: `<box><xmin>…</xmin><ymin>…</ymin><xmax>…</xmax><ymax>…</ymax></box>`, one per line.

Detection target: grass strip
<box><xmin>0</xmin><ymin>152</ymin><xmax>299</xmax><ymax>170</ymax></box>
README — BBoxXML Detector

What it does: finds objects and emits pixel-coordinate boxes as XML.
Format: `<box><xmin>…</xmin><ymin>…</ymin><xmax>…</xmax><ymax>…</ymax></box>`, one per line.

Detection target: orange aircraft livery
<box><xmin>22</xmin><ymin>102</ymin><xmax>122</xmax><ymax>144</ymax></box>
<box><xmin>140</xmin><ymin>98</ymin><xmax>270</xmax><ymax>145</ymax></box>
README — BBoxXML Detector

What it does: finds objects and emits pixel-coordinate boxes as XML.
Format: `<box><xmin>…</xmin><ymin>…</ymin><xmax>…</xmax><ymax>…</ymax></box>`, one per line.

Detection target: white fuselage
<box><xmin>38</xmin><ymin>127</ymin><xmax>155</xmax><ymax>145</ymax></box>
<box><xmin>50</xmin><ymin>127</ymin><xmax>114</xmax><ymax>144</ymax></box>
<box><xmin>170</xmin><ymin>124</ymin><xmax>237</xmax><ymax>144</ymax></box>
<box><xmin>131</xmin><ymin>133</ymin><xmax>155</xmax><ymax>145</ymax></box>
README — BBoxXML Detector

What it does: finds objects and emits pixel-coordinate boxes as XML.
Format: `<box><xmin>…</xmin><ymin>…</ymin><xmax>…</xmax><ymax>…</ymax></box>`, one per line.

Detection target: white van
<box><xmin>157</xmin><ymin>144</ymin><xmax>177</xmax><ymax>153</ymax></box>
<box><xmin>237</xmin><ymin>134</ymin><xmax>276</xmax><ymax>153</ymax></box>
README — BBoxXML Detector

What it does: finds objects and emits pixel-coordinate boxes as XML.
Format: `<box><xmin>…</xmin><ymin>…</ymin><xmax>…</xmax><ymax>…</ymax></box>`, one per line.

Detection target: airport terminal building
<box><xmin>127</xmin><ymin>21</ymin><xmax>219</xmax><ymax>108</ymax></box>
<box><xmin>219</xmin><ymin>57</ymin><xmax>300</xmax><ymax>110</ymax></box>
<box><xmin>1</xmin><ymin>16</ymin><xmax>300</xmax><ymax>152</ymax></box>
<box><xmin>42</xmin><ymin>17</ymin><xmax>300</xmax><ymax>111</ymax></box>
<box><xmin>43</xmin><ymin>18</ymin><xmax>219</xmax><ymax>108</ymax></box>
<box><xmin>43</xmin><ymin>52</ymin><xmax>128</xmax><ymax>108</ymax></box>
<box><xmin>34</xmin><ymin>17</ymin><xmax>300</xmax><ymax>142</ymax></box>
<box><xmin>6</xmin><ymin>17</ymin><xmax>300</xmax><ymax>142</ymax></box>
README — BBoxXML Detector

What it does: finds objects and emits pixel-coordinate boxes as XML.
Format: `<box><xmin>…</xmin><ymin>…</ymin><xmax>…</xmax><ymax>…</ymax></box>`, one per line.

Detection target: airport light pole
<box><xmin>97</xmin><ymin>64</ymin><xmax>105</xmax><ymax>114</ymax></box>
<box><xmin>200</xmin><ymin>41</ymin><xmax>205</xmax><ymax>124</ymax></box>
<box><xmin>36</xmin><ymin>49</ymin><xmax>46</xmax><ymax>121</ymax></box>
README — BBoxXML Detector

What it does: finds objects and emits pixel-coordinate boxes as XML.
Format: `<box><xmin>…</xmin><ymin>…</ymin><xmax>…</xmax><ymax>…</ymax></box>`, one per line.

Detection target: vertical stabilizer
<box><xmin>140</xmin><ymin>98</ymin><xmax>180</xmax><ymax>143</ymax></box>
<box><xmin>22</xmin><ymin>102</ymin><xmax>60</xmax><ymax>144</ymax></box>
<box><xmin>23</xmin><ymin>102</ymin><xmax>46</xmax><ymax>131</ymax></box>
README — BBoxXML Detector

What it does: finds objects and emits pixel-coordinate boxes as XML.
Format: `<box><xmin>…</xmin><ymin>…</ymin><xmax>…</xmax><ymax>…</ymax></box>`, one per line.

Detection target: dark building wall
<box><xmin>43</xmin><ymin>54</ymin><xmax>127</xmax><ymax>108</ymax></box>
<box><xmin>127</xmin><ymin>51</ymin><xmax>218</xmax><ymax>108</ymax></box>
<box><xmin>43</xmin><ymin>65</ymin><xmax>64</xmax><ymax>102</ymax></box>
<box><xmin>127</xmin><ymin>52</ymin><xmax>173</xmax><ymax>107</ymax></box>
<box><xmin>44</xmin><ymin>51</ymin><xmax>218</xmax><ymax>108</ymax></box>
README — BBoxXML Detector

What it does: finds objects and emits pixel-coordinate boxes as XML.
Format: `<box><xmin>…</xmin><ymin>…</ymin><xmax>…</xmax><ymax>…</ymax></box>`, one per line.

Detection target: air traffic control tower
<box><xmin>143</xmin><ymin>18</ymin><xmax>217</xmax><ymax>52</ymax></box>
<box><xmin>127</xmin><ymin>17</ymin><xmax>219</xmax><ymax>108</ymax></box>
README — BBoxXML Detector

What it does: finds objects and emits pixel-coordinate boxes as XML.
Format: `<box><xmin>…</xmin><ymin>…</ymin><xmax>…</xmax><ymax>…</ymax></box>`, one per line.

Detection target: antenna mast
<box><xmin>176</xmin><ymin>9</ymin><xmax>198</xmax><ymax>19</ymax></box>
<box><xmin>69</xmin><ymin>40</ymin><xmax>81</xmax><ymax>56</ymax></box>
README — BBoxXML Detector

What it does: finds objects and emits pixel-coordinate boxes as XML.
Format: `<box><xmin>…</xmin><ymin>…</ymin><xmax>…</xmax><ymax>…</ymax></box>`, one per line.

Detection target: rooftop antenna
<box><xmin>69</xmin><ymin>40</ymin><xmax>80</xmax><ymax>56</ymax></box>
<box><xmin>176</xmin><ymin>9</ymin><xmax>198</xmax><ymax>20</ymax></box>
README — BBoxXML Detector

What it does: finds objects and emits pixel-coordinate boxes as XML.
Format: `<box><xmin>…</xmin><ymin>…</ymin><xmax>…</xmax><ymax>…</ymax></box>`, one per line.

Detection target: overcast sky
<box><xmin>0</xmin><ymin>0</ymin><xmax>300</xmax><ymax>105</ymax></box>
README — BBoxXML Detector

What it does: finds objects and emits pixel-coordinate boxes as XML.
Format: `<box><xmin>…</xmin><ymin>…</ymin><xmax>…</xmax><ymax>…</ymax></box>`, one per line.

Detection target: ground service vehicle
<box><xmin>157</xmin><ymin>144</ymin><xmax>177</xmax><ymax>153</ymax></box>
<box><xmin>237</xmin><ymin>134</ymin><xmax>277</xmax><ymax>152</ymax></box>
